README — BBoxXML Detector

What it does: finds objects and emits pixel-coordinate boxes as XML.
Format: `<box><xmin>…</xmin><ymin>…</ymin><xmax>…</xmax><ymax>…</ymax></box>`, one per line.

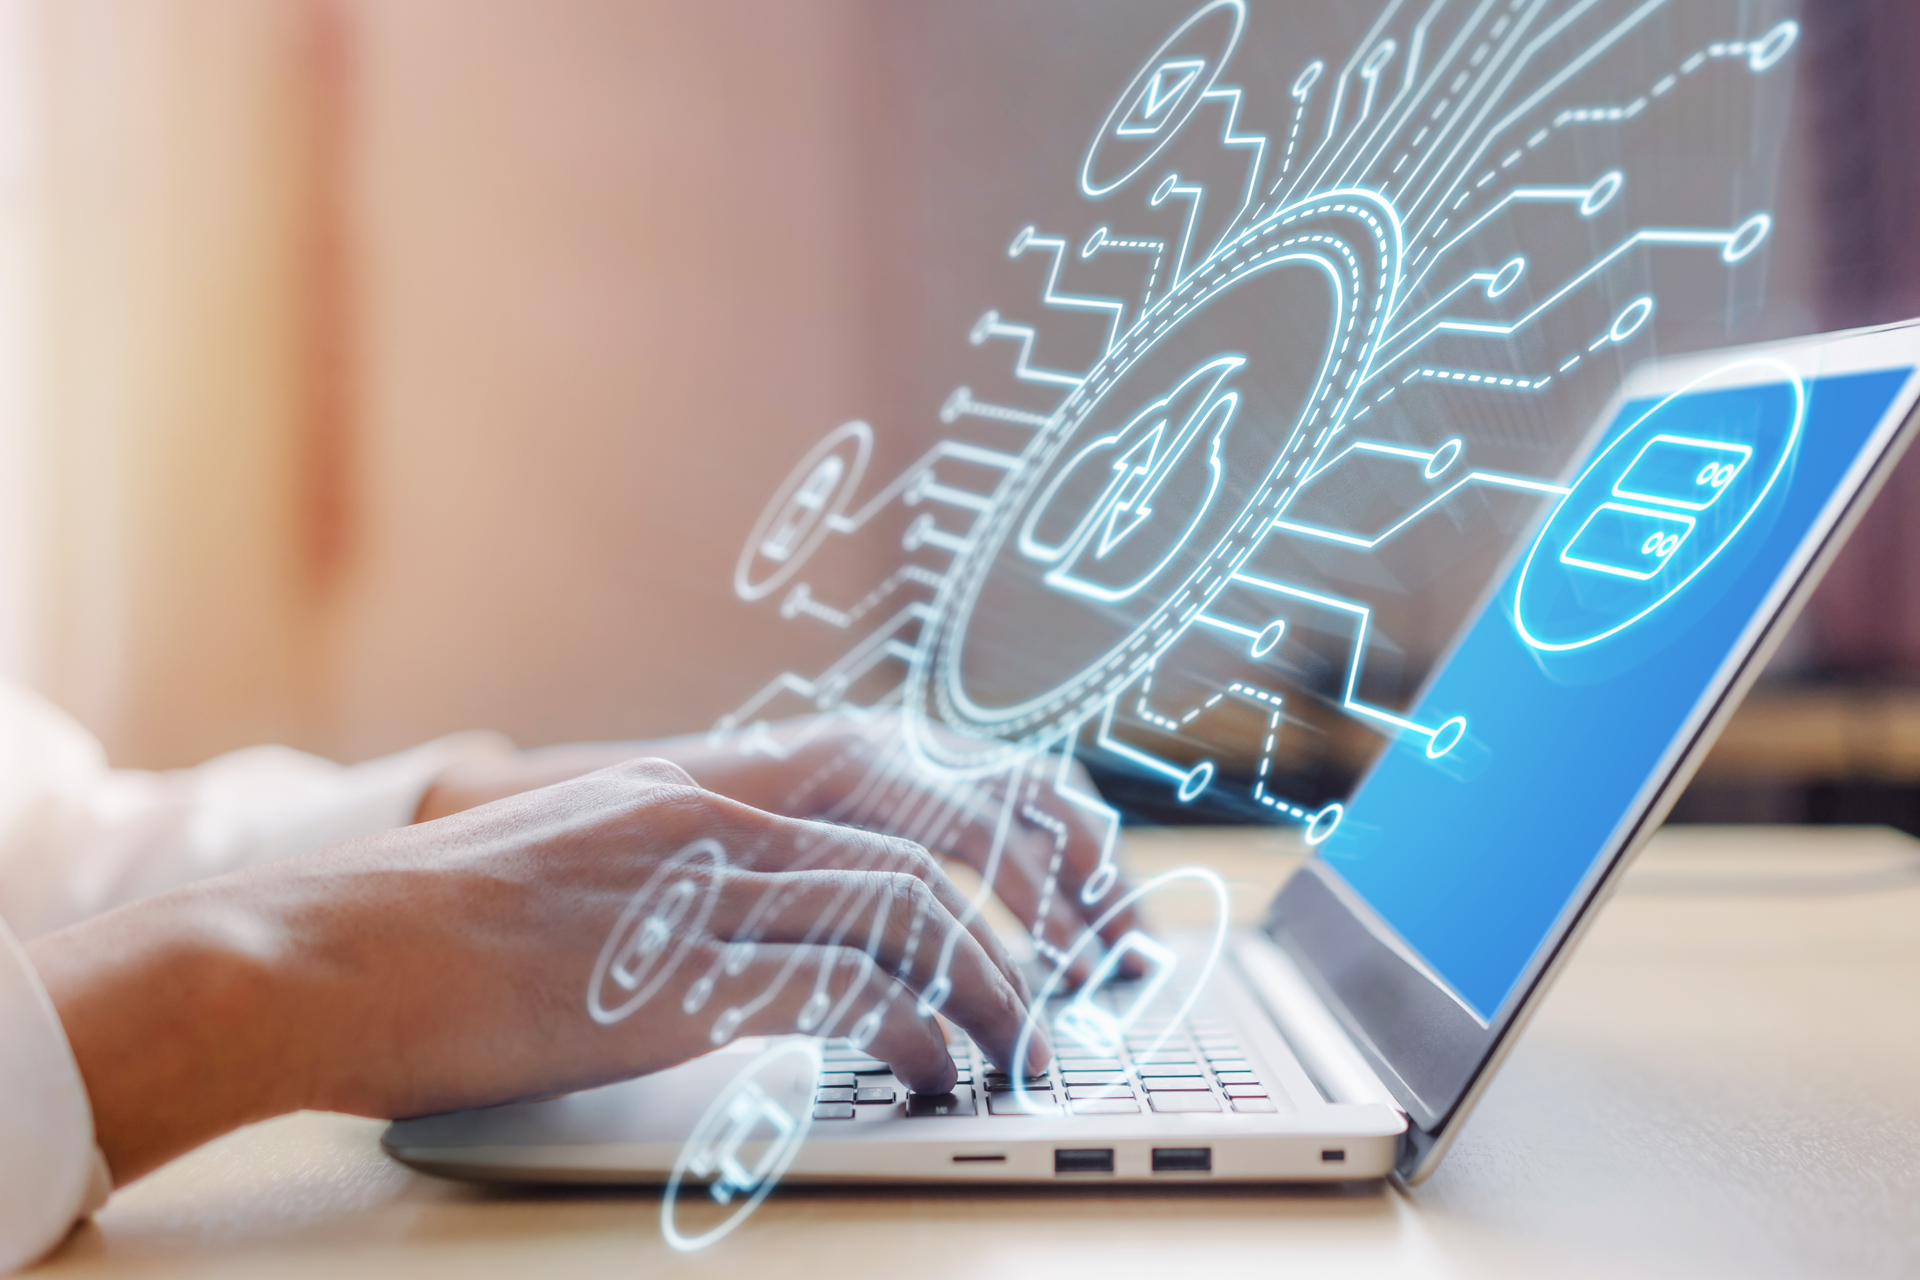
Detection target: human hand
<box><xmin>28</xmin><ymin>759</ymin><xmax>1046</xmax><ymax>1186</ymax></box>
<box><xmin>418</xmin><ymin>714</ymin><xmax>1147</xmax><ymax>982</ymax></box>
<box><xmin>694</xmin><ymin>715</ymin><xmax>1148</xmax><ymax>981</ymax></box>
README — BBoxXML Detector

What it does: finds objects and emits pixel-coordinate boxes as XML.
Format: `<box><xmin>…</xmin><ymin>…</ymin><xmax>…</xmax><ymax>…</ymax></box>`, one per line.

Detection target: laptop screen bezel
<box><xmin>1260</xmin><ymin>320</ymin><xmax>1920</xmax><ymax>1182</ymax></box>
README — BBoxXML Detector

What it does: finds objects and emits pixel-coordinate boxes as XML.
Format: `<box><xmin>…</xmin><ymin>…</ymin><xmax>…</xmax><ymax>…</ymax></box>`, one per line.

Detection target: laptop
<box><xmin>384</xmin><ymin>321</ymin><xmax>1920</xmax><ymax>1212</ymax></box>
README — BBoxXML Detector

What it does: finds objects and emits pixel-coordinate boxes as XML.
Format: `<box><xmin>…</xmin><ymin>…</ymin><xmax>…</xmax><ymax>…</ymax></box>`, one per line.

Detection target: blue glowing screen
<box><xmin>1317</xmin><ymin>368</ymin><xmax>1913</xmax><ymax>1020</ymax></box>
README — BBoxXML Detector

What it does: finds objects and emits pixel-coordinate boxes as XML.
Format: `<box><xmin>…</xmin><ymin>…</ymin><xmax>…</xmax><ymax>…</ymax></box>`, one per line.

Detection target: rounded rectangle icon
<box><xmin>1560</xmin><ymin>503</ymin><xmax>1696</xmax><ymax>581</ymax></box>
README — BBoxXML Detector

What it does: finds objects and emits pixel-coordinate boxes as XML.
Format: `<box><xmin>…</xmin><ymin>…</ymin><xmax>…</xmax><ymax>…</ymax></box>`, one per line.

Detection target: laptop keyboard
<box><xmin>811</xmin><ymin>979</ymin><xmax>1277</xmax><ymax>1120</ymax></box>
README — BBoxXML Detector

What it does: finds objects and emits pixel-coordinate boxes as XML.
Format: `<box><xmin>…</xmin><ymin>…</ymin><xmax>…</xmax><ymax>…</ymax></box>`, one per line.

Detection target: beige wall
<box><xmin>30</xmin><ymin>0</ymin><xmax>896</xmax><ymax>767</ymax></box>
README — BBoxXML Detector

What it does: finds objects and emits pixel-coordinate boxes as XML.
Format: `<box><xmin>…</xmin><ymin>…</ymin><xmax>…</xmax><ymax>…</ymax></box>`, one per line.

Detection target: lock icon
<box><xmin>686</xmin><ymin>1081</ymin><xmax>801</xmax><ymax>1207</ymax></box>
<box><xmin>1053</xmin><ymin>930</ymin><xmax>1180</xmax><ymax>1057</ymax></box>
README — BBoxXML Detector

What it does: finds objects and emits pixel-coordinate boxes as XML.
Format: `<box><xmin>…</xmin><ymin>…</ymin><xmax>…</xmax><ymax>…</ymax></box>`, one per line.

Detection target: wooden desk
<box><xmin>31</xmin><ymin>827</ymin><xmax>1920</xmax><ymax>1280</ymax></box>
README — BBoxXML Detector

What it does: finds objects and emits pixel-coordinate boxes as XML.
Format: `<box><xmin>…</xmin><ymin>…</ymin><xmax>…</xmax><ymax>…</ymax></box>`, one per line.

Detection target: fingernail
<box><xmin>1026</xmin><ymin>1025</ymin><xmax>1054</xmax><ymax>1072</ymax></box>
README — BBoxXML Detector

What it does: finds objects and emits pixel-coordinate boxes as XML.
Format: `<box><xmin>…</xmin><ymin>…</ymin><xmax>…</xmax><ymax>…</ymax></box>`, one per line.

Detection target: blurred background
<box><xmin>0</xmin><ymin>0</ymin><xmax>1916</xmax><ymax>829</ymax></box>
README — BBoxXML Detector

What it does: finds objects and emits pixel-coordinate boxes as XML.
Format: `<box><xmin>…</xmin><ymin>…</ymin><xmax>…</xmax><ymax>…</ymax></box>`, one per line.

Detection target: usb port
<box><xmin>951</xmin><ymin>1154</ymin><xmax>1006</xmax><ymax>1164</ymax></box>
<box><xmin>1054</xmin><ymin>1148</ymin><xmax>1115</xmax><ymax>1174</ymax></box>
<box><xmin>1151</xmin><ymin>1147</ymin><xmax>1212</xmax><ymax>1173</ymax></box>
<box><xmin>1321</xmin><ymin>1148</ymin><xmax>1346</xmax><ymax>1163</ymax></box>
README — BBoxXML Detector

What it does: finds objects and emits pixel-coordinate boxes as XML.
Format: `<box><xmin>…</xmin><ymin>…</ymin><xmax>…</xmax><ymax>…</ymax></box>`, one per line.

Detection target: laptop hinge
<box><xmin>1231</xmin><ymin>933</ymin><xmax>1403</xmax><ymax>1113</ymax></box>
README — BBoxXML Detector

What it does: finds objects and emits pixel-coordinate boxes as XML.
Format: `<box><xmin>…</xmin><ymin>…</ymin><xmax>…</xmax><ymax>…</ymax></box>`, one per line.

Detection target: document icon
<box><xmin>1053</xmin><ymin>931</ymin><xmax>1180</xmax><ymax>1057</ymax></box>
<box><xmin>687</xmin><ymin>1082</ymin><xmax>801</xmax><ymax>1206</ymax></box>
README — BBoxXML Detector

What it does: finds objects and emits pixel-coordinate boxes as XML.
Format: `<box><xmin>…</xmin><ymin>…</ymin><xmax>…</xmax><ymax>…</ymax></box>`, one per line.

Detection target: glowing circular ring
<box><xmin>1580</xmin><ymin>171</ymin><xmax>1625</xmax><ymax>217</ymax></box>
<box><xmin>1749</xmin><ymin>21</ymin><xmax>1799</xmax><ymax>73</ymax></box>
<box><xmin>1304</xmin><ymin>803</ymin><xmax>1345</xmax><ymax>846</ymax></box>
<box><xmin>1291</xmin><ymin>59</ymin><xmax>1325</xmax><ymax>101</ymax></box>
<box><xmin>1360</xmin><ymin>39</ymin><xmax>1396</xmax><ymax>79</ymax></box>
<box><xmin>661</xmin><ymin>1038</ymin><xmax>822</xmax><ymax>1253</ymax></box>
<box><xmin>1251</xmin><ymin>619</ymin><xmax>1287</xmax><ymax>659</ymax></box>
<box><xmin>1609</xmin><ymin>296</ymin><xmax>1655</xmax><ymax>344</ymax></box>
<box><xmin>1721</xmin><ymin>214</ymin><xmax>1772</xmax><ymax>264</ymax></box>
<box><xmin>1008</xmin><ymin>868</ymin><xmax>1231</xmax><ymax>1115</ymax></box>
<box><xmin>1080</xmin><ymin>0</ymin><xmax>1246</xmax><ymax>199</ymax></box>
<box><xmin>1176</xmin><ymin>760</ymin><xmax>1216</xmax><ymax>803</ymax></box>
<box><xmin>734</xmin><ymin>421</ymin><xmax>872</xmax><ymax>603</ymax></box>
<box><xmin>588</xmin><ymin>839</ymin><xmax>727</xmax><ymax>1026</ymax></box>
<box><xmin>905</xmin><ymin>191</ymin><xmax>1399</xmax><ymax>775</ymax></box>
<box><xmin>1424</xmin><ymin>439</ymin><xmax>1464</xmax><ymax>480</ymax></box>
<box><xmin>1425</xmin><ymin>716</ymin><xmax>1468</xmax><ymax>760</ymax></box>
<box><xmin>1486</xmin><ymin>257</ymin><xmax>1526</xmax><ymax>299</ymax></box>
<box><xmin>1513</xmin><ymin>356</ymin><xmax>1806</xmax><ymax>652</ymax></box>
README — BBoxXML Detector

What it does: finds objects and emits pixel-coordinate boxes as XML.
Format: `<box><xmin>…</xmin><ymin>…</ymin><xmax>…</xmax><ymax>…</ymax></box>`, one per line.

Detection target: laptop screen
<box><xmin>1312</xmin><ymin>363</ymin><xmax>1915</xmax><ymax>1022</ymax></box>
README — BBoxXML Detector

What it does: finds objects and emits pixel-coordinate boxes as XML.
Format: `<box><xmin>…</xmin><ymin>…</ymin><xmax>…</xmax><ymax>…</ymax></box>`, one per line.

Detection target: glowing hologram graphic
<box><xmin>969</xmin><ymin>310</ymin><xmax>1087</xmax><ymax>389</ymax></box>
<box><xmin>1230</xmin><ymin>570</ymin><xmax>1467</xmax><ymax>756</ymax></box>
<box><xmin>662</xmin><ymin>1038</ymin><xmax>820</xmax><ymax>1252</ymax></box>
<box><xmin>1018</xmin><ymin>355</ymin><xmax>1242</xmax><ymax>605</ymax></box>
<box><xmin>1009</xmin><ymin>225</ymin><xmax>1127</xmax><ymax>358</ymax></box>
<box><xmin>1053</xmin><ymin>930</ymin><xmax>1180</xmax><ymax>1057</ymax></box>
<box><xmin>1096</xmin><ymin>691</ymin><xmax>1215</xmax><ymax>805</ymax></box>
<box><xmin>735</xmin><ymin>422</ymin><xmax>872</xmax><ymax>602</ymax></box>
<box><xmin>685</xmin><ymin>0</ymin><xmax>1803</xmax><ymax>1240</ymax></box>
<box><xmin>1515</xmin><ymin>357</ymin><xmax>1807</xmax><ymax>652</ymax></box>
<box><xmin>1560</xmin><ymin>502</ymin><xmax>1696</xmax><ymax>580</ymax></box>
<box><xmin>1081</xmin><ymin>0</ymin><xmax>1247</xmax><ymax>199</ymax></box>
<box><xmin>722</xmin><ymin>0</ymin><xmax>1801</xmax><ymax>823</ymax></box>
<box><xmin>1009</xmin><ymin>868</ymin><xmax>1230</xmax><ymax>1116</ymax></box>
<box><xmin>588</xmin><ymin>838</ymin><xmax>727</xmax><ymax>1026</ymax></box>
<box><xmin>1274</xmin><ymin>438</ymin><xmax>1570</xmax><ymax>551</ymax></box>
<box><xmin>1612</xmin><ymin>435</ymin><xmax>1750</xmax><ymax>511</ymax></box>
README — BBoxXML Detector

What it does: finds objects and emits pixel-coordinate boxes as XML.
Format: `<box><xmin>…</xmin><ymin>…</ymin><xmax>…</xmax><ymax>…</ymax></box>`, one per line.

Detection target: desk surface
<box><xmin>31</xmin><ymin>826</ymin><xmax>1920</xmax><ymax>1280</ymax></box>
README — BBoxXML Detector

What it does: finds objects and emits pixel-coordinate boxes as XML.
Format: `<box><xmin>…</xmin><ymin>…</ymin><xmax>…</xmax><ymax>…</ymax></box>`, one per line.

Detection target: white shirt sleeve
<box><xmin>0</xmin><ymin>679</ymin><xmax>513</xmax><ymax>1269</ymax></box>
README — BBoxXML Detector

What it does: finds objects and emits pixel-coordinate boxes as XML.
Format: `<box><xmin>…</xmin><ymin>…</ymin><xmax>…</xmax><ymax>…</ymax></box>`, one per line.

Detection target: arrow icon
<box><xmin>1116</xmin><ymin>58</ymin><xmax>1206</xmax><ymax>137</ymax></box>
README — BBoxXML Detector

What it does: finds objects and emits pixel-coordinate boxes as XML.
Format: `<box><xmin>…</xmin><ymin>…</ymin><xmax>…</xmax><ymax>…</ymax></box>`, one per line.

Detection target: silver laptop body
<box><xmin>386</xmin><ymin>322</ymin><xmax>1920</xmax><ymax>1190</ymax></box>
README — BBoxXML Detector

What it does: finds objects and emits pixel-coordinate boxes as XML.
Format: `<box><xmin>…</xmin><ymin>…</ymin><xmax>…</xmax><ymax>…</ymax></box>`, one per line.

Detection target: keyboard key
<box><xmin>1205</xmin><ymin>1056</ymin><xmax>1250</xmax><ymax>1070</ymax></box>
<box><xmin>905</xmin><ymin>1090</ymin><xmax>977</xmax><ymax>1118</ymax></box>
<box><xmin>1055</xmin><ymin>1057</ymin><xmax>1124</xmax><ymax>1071</ymax></box>
<box><xmin>1066</xmin><ymin>1084</ymin><xmax>1135</xmax><ymax>1100</ymax></box>
<box><xmin>1231</xmin><ymin>1097</ymin><xmax>1278</xmax><ymax>1113</ymax></box>
<box><xmin>1149</xmin><ymin>1092</ymin><xmax>1221</xmax><ymax>1113</ymax></box>
<box><xmin>1061</xmin><ymin>1071</ymin><xmax>1129</xmax><ymax>1087</ymax></box>
<box><xmin>1142</xmin><ymin>1078</ymin><xmax>1211</xmax><ymax>1093</ymax></box>
<box><xmin>988</xmin><ymin>1092</ymin><xmax>1061</xmax><ymax>1116</ymax></box>
<box><xmin>1135</xmin><ymin>1064</ymin><xmax>1205</xmax><ymax>1078</ymax></box>
<box><xmin>1132</xmin><ymin>1052</ymin><xmax>1199</xmax><ymax>1065</ymax></box>
<box><xmin>1222</xmin><ymin>1083</ymin><xmax>1268</xmax><ymax>1099</ymax></box>
<box><xmin>1071</xmin><ymin>1097</ymin><xmax>1140</xmax><ymax>1115</ymax></box>
<box><xmin>983</xmin><ymin>1078</ymin><xmax>1052</xmax><ymax>1092</ymax></box>
<box><xmin>816</xmin><ymin>1073</ymin><xmax>857</xmax><ymax>1090</ymax></box>
<box><xmin>813</xmin><ymin>1102</ymin><xmax>856</xmax><ymax>1120</ymax></box>
<box><xmin>854</xmin><ymin>1088</ymin><xmax>896</xmax><ymax>1105</ymax></box>
<box><xmin>827</xmin><ymin>1059</ymin><xmax>893</xmax><ymax>1075</ymax></box>
<box><xmin>815</xmin><ymin>1087</ymin><xmax>856</xmax><ymax>1104</ymax></box>
<box><xmin>1214</xmin><ymin>1071</ymin><xmax>1261</xmax><ymax>1086</ymax></box>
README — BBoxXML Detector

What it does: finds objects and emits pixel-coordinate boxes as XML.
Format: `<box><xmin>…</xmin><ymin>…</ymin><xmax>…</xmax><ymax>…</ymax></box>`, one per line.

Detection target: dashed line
<box><xmin>1404</xmin><ymin>366</ymin><xmax>1552</xmax><ymax>391</ymax></box>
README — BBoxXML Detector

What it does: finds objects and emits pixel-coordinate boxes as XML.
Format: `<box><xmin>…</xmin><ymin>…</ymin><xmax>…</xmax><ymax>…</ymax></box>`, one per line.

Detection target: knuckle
<box><xmin>887</xmin><ymin>871</ymin><xmax>935</xmax><ymax>914</ymax></box>
<box><xmin>886</xmin><ymin>835</ymin><xmax>937</xmax><ymax>871</ymax></box>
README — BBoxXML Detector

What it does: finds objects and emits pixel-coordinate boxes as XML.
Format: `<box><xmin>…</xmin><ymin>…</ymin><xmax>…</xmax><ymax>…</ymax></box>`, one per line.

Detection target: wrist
<box><xmin>26</xmin><ymin>887</ymin><xmax>316</xmax><ymax>1185</ymax></box>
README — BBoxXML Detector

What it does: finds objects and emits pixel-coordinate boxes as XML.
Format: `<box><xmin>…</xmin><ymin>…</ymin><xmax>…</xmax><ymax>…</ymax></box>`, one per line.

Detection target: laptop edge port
<box><xmin>1054</xmin><ymin>1148</ymin><xmax>1116</xmax><ymax>1174</ymax></box>
<box><xmin>1321</xmin><ymin>1148</ymin><xmax>1347</xmax><ymax>1164</ymax></box>
<box><xmin>1151</xmin><ymin>1147</ymin><xmax>1212</xmax><ymax>1173</ymax></box>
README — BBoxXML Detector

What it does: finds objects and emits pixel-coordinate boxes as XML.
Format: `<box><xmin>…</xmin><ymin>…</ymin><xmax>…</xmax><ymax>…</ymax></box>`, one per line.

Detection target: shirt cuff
<box><xmin>0</xmin><ymin>921</ymin><xmax>97</xmax><ymax>1272</ymax></box>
